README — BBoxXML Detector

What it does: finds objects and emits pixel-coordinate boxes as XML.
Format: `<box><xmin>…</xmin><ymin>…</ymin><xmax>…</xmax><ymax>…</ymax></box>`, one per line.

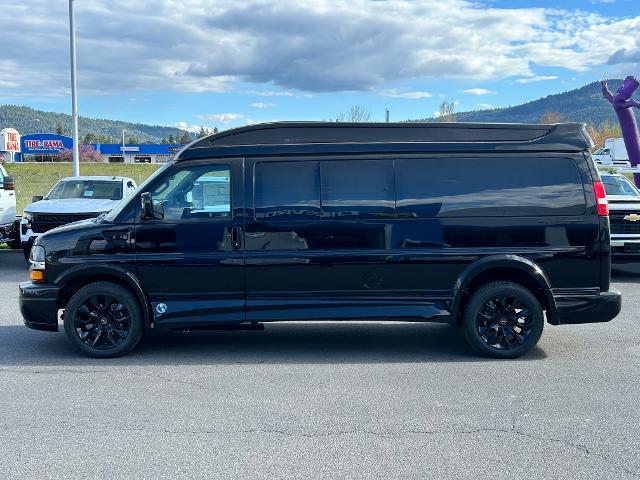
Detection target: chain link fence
<box><xmin>3</xmin><ymin>162</ymin><xmax>161</xmax><ymax>213</ymax></box>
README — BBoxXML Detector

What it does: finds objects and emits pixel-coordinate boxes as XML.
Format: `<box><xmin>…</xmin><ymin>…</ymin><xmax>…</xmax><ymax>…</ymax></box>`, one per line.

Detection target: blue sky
<box><xmin>1</xmin><ymin>0</ymin><xmax>639</xmax><ymax>131</ymax></box>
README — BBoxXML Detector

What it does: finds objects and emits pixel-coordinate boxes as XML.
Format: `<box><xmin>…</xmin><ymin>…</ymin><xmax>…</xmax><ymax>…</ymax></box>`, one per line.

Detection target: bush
<box><xmin>57</xmin><ymin>145</ymin><xmax>103</xmax><ymax>163</ymax></box>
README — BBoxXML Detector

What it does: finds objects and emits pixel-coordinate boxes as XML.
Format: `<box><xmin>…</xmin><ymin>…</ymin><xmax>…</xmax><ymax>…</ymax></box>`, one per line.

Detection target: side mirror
<box><xmin>32</xmin><ymin>195</ymin><xmax>44</xmax><ymax>202</ymax></box>
<box><xmin>2</xmin><ymin>176</ymin><xmax>15</xmax><ymax>191</ymax></box>
<box><xmin>140</xmin><ymin>192</ymin><xmax>164</xmax><ymax>220</ymax></box>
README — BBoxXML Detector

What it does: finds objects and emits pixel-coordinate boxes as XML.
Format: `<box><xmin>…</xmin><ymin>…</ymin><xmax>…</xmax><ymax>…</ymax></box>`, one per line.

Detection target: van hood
<box><xmin>24</xmin><ymin>198</ymin><xmax>118</xmax><ymax>214</ymax></box>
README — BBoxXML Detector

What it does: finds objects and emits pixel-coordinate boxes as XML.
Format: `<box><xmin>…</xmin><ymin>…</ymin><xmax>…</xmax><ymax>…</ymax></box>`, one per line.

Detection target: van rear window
<box><xmin>321</xmin><ymin>160</ymin><xmax>394</xmax><ymax>219</ymax></box>
<box><xmin>395</xmin><ymin>157</ymin><xmax>585</xmax><ymax>217</ymax></box>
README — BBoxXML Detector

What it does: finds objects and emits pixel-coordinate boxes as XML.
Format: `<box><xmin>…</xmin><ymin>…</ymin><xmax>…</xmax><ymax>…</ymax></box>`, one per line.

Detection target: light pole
<box><xmin>68</xmin><ymin>0</ymin><xmax>80</xmax><ymax>176</ymax></box>
<box><xmin>122</xmin><ymin>129</ymin><xmax>126</xmax><ymax>163</ymax></box>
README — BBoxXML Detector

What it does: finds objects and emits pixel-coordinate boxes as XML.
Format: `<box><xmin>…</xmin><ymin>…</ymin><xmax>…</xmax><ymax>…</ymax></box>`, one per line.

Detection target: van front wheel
<box><xmin>63</xmin><ymin>281</ymin><xmax>144</xmax><ymax>358</ymax></box>
<box><xmin>463</xmin><ymin>281</ymin><xmax>544</xmax><ymax>359</ymax></box>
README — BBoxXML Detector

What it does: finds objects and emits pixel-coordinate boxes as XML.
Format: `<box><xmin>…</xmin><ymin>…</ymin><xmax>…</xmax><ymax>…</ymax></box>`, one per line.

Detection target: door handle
<box><xmin>231</xmin><ymin>226</ymin><xmax>242</xmax><ymax>250</ymax></box>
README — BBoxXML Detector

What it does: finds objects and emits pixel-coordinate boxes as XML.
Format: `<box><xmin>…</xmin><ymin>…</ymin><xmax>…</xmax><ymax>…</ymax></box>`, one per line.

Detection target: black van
<box><xmin>19</xmin><ymin>122</ymin><xmax>621</xmax><ymax>358</ymax></box>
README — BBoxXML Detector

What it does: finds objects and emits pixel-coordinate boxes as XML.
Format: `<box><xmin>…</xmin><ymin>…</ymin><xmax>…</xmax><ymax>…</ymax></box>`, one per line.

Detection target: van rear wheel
<box><xmin>63</xmin><ymin>281</ymin><xmax>144</xmax><ymax>358</ymax></box>
<box><xmin>463</xmin><ymin>281</ymin><xmax>544</xmax><ymax>359</ymax></box>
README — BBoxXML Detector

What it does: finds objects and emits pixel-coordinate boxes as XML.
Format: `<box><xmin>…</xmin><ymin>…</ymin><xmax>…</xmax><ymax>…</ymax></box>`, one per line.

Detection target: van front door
<box><xmin>135</xmin><ymin>159</ymin><xmax>245</xmax><ymax>328</ymax></box>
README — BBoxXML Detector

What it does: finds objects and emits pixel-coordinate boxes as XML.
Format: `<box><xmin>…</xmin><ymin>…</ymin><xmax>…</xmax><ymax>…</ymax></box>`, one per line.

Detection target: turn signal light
<box><xmin>30</xmin><ymin>270</ymin><xmax>44</xmax><ymax>282</ymax></box>
<box><xmin>593</xmin><ymin>181</ymin><xmax>608</xmax><ymax>216</ymax></box>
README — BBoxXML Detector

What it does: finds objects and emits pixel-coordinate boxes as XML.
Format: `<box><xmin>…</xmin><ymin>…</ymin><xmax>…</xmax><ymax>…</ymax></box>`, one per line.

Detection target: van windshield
<box><xmin>47</xmin><ymin>180</ymin><xmax>123</xmax><ymax>200</ymax></box>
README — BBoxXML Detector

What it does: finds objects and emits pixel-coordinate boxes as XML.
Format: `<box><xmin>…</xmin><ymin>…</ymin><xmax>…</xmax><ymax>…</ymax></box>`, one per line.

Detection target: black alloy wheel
<box><xmin>475</xmin><ymin>294</ymin><xmax>533</xmax><ymax>350</ymax></box>
<box><xmin>74</xmin><ymin>294</ymin><xmax>131</xmax><ymax>350</ymax></box>
<box><xmin>463</xmin><ymin>281</ymin><xmax>544</xmax><ymax>359</ymax></box>
<box><xmin>64</xmin><ymin>281</ymin><xmax>144</xmax><ymax>358</ymax></box>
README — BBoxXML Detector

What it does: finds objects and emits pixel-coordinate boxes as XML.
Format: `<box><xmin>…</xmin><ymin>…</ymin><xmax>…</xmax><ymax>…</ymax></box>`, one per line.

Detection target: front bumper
<box><xmin>19</xmin><ymin>281</ymin><xmax>60</xmax><ymax>332</ymax></box>
<box><xmin>553</xmin><ymin>290</ymin><xmax>622</xmax><ymax>325</ymax></box>
<box><xmin>19</xmin><ymin>220</ymin><xmax>39</xmax><ymax>244</ymax></box>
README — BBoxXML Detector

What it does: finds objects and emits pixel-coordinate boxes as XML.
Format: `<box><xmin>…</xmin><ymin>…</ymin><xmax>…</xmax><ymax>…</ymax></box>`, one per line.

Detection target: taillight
<box><xmin>593</xmin><ymin>181</ymin><xmax>608</xmax><ymax>216</ymax></box>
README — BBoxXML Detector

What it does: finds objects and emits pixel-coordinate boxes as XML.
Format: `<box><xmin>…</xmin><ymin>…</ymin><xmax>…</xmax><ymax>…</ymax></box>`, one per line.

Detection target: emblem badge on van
<box><xmin>624</xmin><ymin>214</ymin><xmax>640</xmax><ymax>222</ymax></box>
<box><xmin>155</xmin><ymin>303</ymin><xmax>167</xmax><ymax>314</ymax></box>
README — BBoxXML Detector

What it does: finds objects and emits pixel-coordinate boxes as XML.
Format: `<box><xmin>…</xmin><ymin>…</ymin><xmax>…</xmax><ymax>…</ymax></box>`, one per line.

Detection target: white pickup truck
<box><xmin>593</xmin><ymin>138</ymin><xmax>630</xmax><ymax>168</ymax></box>
<box><xmin>20</xmin><ymin>176</ymin><xmax>137</xmax><ymax>259</ymax></box>
<box><xmin>0</xmin><ymin>164</ymin><xmax>18</xmax><ymax>248</ymax></box>
<box><xmin>601</xmin><ymin>173</ymin><xmax>640</xmax><ymax>263</ymax></box>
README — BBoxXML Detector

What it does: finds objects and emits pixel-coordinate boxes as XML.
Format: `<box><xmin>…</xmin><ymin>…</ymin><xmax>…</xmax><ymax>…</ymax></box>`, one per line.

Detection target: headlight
<box><xmin>22</xmin><ymin>211</ymin><xmax>32</xmax><ymax>223</ymax></box>
<box><xmin>29</xmin><ymin>245</ymin><xmax>46</xmax><ymax>280</ymax></box>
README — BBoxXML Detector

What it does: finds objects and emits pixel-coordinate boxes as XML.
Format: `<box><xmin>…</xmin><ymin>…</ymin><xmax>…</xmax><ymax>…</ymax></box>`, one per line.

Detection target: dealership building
<box><xmin>8</xmin><ymin>132</ymin><xmax>182</xmax><ymax>163</ymax></box>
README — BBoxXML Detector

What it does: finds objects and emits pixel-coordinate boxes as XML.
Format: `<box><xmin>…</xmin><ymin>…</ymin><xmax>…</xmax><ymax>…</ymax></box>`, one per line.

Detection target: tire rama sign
<box><xmin>21</xmin><ymin>133</ymin><xmax>73</xmax><ymax>155</ymax></box>
<box><xmin>1</xmin><ymin>128</ymin><xmax>21</xmax><ymax>153</ymax></box>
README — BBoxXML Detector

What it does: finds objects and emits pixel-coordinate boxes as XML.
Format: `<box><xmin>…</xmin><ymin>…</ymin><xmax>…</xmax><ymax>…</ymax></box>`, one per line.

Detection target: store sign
<box><xmin>1</xmin><ymin>128</ymin><xmax>21</xmax><ymax>152</ymax></box>
<box><xmin>21</xmin><ymin>133</ymin><xmax>73</xmax><ymax>155</ymax></box>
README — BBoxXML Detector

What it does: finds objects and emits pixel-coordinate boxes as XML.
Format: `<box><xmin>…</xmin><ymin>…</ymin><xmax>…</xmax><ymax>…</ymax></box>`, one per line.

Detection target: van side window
<box><xmin>395</xmin><ymin>157</ymin><xmax>585</xmax><ymax>218</ymax></box>
<box><xmin>255</xmin><ymin>161</ymin><xmax>320</xmax><ymax>221</ymax></box>
<box><xmin>150</xmin><ymin>164</ymin><xmax>231</xmax><ymax>220</ymax></box>
<box><xmin>321</xmin><ymin>160</ymin><xmax>395</xmax><ymax>219</ymax></box>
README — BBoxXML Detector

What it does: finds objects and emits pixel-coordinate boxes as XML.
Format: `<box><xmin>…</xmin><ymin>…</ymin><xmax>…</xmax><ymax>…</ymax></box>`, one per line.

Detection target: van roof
<box><xmin>177</xmin><ymin>121</ymin><xmax>594</xmax><ymax>161</ymax></box>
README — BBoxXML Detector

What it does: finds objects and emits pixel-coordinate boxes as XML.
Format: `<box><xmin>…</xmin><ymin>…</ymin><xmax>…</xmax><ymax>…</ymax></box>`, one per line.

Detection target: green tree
<box><xmin>197</xmin><ymin>126</ymin><xmax>209</xmax><ymax>139</ymax></box>
<box><xmin>168</xmin><ymin>135</ymin><xmax>175</xmax><ymax>144</ymax></box>
<box><xmin>179</xmin><ymin>131</ymin><xmax>192</xmax><ymax>144</ymax></box>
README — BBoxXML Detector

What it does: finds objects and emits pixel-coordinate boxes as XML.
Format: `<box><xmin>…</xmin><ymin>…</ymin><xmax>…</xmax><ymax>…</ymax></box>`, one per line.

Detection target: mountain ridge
<box><xmin>411</xmin><ymin>79</ymin><xmax>636</xmax><ymax>125</ymax></box>
<box><xmin>0</xmin><ymin>104</ymin><xmax>192</xmax><ymax>143</ymax></box>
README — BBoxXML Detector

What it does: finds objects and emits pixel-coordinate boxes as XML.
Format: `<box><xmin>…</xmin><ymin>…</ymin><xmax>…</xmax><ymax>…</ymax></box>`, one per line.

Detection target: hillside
<box><xmin>0</xmin><ymin>105</ymin><xmax>192</xmax><ymax>143</ymax></box>
<box><xmin>411</xmin><ymin>79</ymin><xmax>638</xmax><ymax>125</ymax></box>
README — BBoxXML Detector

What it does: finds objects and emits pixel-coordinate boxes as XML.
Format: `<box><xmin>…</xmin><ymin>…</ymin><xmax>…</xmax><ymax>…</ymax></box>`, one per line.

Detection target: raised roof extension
<box><xmin>178</xmin><ymin>122</ymin><xmax>593</xmax><ymax>160</ymax></box>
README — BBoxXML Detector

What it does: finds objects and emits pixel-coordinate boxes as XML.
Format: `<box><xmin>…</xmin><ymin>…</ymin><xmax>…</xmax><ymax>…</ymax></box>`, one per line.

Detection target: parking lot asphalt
<box><xmin>1</xmin><ymin>248</ymin><xmax>639</xmax><ymax>479</ymax></box>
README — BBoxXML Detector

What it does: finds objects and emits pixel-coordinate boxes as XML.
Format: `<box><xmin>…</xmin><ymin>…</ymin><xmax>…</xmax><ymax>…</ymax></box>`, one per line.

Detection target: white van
<box><xmin>20</xmin><ymin>176</ymin><xmax>137</xmax><ymax>259</ymax></box>
<box><xmin>0</xmin><ymin>164</ymin><xmax>17</xmax><ymax>246</ymax></box>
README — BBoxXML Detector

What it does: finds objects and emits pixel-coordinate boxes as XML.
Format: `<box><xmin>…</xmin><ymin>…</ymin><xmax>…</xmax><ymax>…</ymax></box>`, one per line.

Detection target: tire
<box><xmin>6</xmin><ymin>220</ymin><xmax>21</xmax><ymax>249</ymax></box>
<box><xmin>22</xmin><ymin>246</ymin><xmax>30</xmax><ymax>263</ymax></box>
<box><xmin>463</xmin><ymin>281</ymin><xmax>544</xmax><ymax>359</ymax></box>
<box><xmin>63</xmin><ymin>281</ymin><xmax>144</xmax><ymax>358</ymax></box>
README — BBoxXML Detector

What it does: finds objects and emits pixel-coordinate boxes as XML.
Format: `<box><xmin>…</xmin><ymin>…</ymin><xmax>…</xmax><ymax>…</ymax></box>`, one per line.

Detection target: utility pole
<box><xmin>385</xmin><ymin>109</ymin><xmax>390</xmax><ymax>123</ymax></box>
<box><xmin>122</xmin><ymin>129</ymin><xmax>126</xmax><ymax>163</ymax></box>
<box><xmin>69</xmin><ymin>0</ymin><xmax>80</xmax><ymax>176</ymax></box>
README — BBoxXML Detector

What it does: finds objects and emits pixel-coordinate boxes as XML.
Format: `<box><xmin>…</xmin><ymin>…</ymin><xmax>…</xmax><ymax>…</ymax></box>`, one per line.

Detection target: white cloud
<box><xmin>174</xmin><ymin>121</ymin><xmax>203</xmax><ymax>133</ymax></box>
<box><xmin>195</xmin><ymin>113</ymin><xmax>245</xmax><ymax>123</ymax></box>
<box><xmin>244</xmin><ymin>90</ymin><xmax>294</xmax><ymax>97</ymax></box>
<box><xmin>0</xmin><ymin>1</ymin><xmax>638</xmax><ymax>96</ymax></box>
<box><xmin>461</xmin><ymin>88</ymin><xmax>497</xmax><ymax>95</ymax></box>
<box><xmin>378</xmin><ymin>89</ymin><xmax>432</xmax><ymax>99</ymax></box>
<box><xmin>251</xmin><ymin>102</ymin><xmax>276</xmax><ymax>108</ymax></box>
<box><xmin>515</xmin><ymin>75</ymin><xmax>559</xmax><ymax>84</ymax></box>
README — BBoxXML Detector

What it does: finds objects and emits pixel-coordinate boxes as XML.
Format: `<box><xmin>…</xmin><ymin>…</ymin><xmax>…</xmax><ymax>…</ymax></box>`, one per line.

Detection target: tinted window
<box><xmin>321</xmin><ymin>160</ymin><xmax>395</xmax><ymax>219</ymax></box>
<box><xmin>396</xmin><ymin>157</ymin><xmax>585</xmax><ymax>217</ymax></box>
<box><xmin>149</xmin><ymin>164</ymin><xmax>231</xmax><ymax>221</ymax></box>
<box><xmin>255</xmin><ymin>161</ymin><xmax>320</xmax><ymax>221</ymax></box>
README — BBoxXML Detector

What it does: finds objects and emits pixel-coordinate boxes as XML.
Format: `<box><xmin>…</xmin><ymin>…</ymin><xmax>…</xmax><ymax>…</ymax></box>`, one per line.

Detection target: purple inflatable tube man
<box><xmin>601</xmin><ymin>76</ymin><xmax>640</xmax><ymax>186</ymax></box>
